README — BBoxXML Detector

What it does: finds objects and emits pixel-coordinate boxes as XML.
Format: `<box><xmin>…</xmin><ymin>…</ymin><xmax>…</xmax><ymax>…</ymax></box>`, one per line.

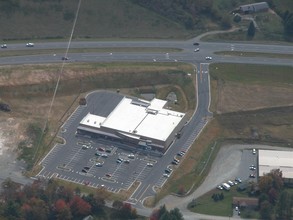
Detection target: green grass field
<box><xmin>209</xmin><ymin>63</ymin><xmax>293</xmax><ymax>85</ymax></box>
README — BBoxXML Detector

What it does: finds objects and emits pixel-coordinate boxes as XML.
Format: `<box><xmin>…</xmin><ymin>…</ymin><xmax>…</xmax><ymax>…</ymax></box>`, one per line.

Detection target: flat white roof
<box><xmin>80</xmin><ymin>113</ymin><xmax>106</xmax><ymax>128</ymax></box>
<box><xmin>101</xmin><ymin>97</ymin><xmax>185</xmax><ymax>141</ymax></box>
<box><xmin>259</xmin><ymin>150</ymin><xmax>293</xmax><ymax>179</ymax></box>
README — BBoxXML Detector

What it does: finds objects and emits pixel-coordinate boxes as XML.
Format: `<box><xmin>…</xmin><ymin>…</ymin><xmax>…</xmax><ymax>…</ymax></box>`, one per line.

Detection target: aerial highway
<box><xmin>1</xmin><ymin>39</ymin><xmax>292</xmax><ymax>219</ymax></box>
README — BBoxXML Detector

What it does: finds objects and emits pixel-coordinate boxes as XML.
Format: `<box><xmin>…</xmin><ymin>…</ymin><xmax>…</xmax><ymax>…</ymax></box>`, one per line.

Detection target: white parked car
<box><xmin>163</xmin><ymin>173</ymin><xmax>170</xmax><ymax>178</ymax></box>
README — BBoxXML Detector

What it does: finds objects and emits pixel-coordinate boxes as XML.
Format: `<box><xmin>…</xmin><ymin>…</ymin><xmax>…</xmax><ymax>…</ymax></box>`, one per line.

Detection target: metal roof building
<box><xmin>239</xmin><ymin>2</ymin><xmax>269</xmax><ymax>14</ymax></box>
<box><xmin>258</xmin><ymin>149</ymin><xmax>293</xmax><ymax>185</ymax></box>
<box><xmin>77</xmin><ymin>94</ymin><xmax>187</xmax><ymax>152</ymax></box>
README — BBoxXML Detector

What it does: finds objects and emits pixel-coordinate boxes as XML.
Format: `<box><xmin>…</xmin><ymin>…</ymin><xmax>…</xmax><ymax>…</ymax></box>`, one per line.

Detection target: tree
<box><xmin>3</xmin><ymin>200</ymin><xmax>21</xmax><ymax>219</ymax></box>
<box><xmin>282</xmin><ymin>10</ymin><xmax>293</xmax><ymax>36</ymax></box>
<box><xmin>69</xmin><ymin>196</ymin><xmax>91</xmax><ymax>218</ymax></box>
<box><xmin>169</xmin><ymin>208</ymin><xmax>184</xmax><ymax>220</ymax></box>
<box><xmin>247</xmin><ymin>21</ymin><xmax>256</xmax><ymax>39</ymax></box>
<box><xmin>260</xmin><ymin>200</ymin><xmax>273</xmax><ymax>220</ymax></box>
<box><xmin>82</xmin><ymin>193</ymin><xmax>105</xmax><ymax>214</ymax></box>
<box><xmin>178</xmin><ymin>185</ymin><xmax>185</xmax><ymax>195</ymax></box>
<box><xmin>233</xmin><ymin>14</ymin><xmax>242</xmax><ymax>23</ymax></box>
<box><xmin>268</xmin><ymin>187</ymin><xmax>278</xmax><ymax>204</ymax></box>
<box><xmin>55</xmin><ymin>199</ymin><xmax>72</xmax><ymax>220</ymax></box>
<box><xmin>21</xmin><ymin>198</ymin><xmax>49</xmax><ymax>220</ymax></box>
<box><xmin>119</xmin><ymin>203</ymin><xmax>137</xmax><ymax>219</ymax></box>
<box><xmin>158</xmin><ymin>205</ymin><xmax>168</xmax><ymax>218</ymax></box>
<box><xmin>277</xmin><ymin>191</ymin><xmax>292</xmax><ymax>219</ymax></box>
<box><xmin>259</xmin><ymin>175</ymin><xmax>273</xmax><ymax>193</ymax></box>
<box><xmin>270</xmin><ymin>169</ymin><xmax>283</xmax><ymax>191</ymax></box>
<box><xmin>112</xmin><ymin>200</ymin><xmax>123</xmax><ymax>210</ymax></box>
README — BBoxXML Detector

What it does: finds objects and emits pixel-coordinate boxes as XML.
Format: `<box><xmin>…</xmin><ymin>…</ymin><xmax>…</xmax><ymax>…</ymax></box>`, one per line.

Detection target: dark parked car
<box><xmin>0</xmin><ymin>103</ymin><xmax>11</xmax><ymax>112</ymax></box>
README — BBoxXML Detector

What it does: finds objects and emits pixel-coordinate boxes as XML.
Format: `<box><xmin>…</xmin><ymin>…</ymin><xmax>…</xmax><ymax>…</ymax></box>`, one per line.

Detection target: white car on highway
<box><xmin>26</xmin><ymin>42</ymin><xmax>34</xmax><ymax>47</ymax></box>
<box><xmin>205</xmin><ymin>56</ymin><xmax>212</xmax><ymax>60</ymax></box>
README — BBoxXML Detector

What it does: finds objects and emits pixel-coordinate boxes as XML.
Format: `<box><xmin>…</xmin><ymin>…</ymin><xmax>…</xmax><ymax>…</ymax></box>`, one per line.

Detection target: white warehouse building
<box><xmin>77</xmin><ymin>94</ymin><xmax>187</xmax><ymax>152</ymax></box>
<box><xmin>258</xmin><ymin>149</ymin><xmax>293</xmax><ymax>186</ymax></box>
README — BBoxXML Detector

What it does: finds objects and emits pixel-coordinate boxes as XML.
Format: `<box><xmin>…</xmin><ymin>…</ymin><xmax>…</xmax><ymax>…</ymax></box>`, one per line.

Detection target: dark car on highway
<box><xmin>193</xmin><ymin>42</ymin><xmax>199</xmax><ymax>46</ymax></box>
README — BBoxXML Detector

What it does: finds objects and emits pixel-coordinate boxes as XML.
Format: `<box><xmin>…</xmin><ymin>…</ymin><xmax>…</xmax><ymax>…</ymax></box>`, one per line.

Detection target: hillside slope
<box><xmin>0</xmin><ymin>0</ymin><xmax>292</xmax><ymax>41</ymax></box>
<box><xmin>0</xmin><ymin>0</ymin><xmax>191</xmax><ymax>40</ymax></box>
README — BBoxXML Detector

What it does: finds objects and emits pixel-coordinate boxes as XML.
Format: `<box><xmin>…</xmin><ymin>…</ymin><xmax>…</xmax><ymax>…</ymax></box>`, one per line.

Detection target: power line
<box><xmin>33</xmin><ymin>0</ymin><xmax>83</xmax><ymax>162</ymax></box>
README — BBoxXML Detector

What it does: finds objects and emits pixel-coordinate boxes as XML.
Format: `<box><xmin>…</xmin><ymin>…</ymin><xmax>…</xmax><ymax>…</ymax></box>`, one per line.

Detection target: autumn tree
<box><xmin>259</xmin><ymin>174</ymin><xmax>273</xmax><ymax>193</ymax></box>
<box><xmin>21</xmin><ymin>198</ymin><xmax>49</xmax><ymax>220</ymax></box>
<box><xmin>55</xmin><ymin>199</ymin><xmax>72</xmax><ymax>220</ymax></box>
<box><xmin>69</xmin><ymin>196</ymin><xmax>91</xmax><ymax>218</ymax></box>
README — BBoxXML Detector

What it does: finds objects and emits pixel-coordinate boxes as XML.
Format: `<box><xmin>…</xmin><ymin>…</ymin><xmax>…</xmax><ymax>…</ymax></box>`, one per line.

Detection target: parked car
<box><xmin>177</xmin><ymin>151</ymin><xmax>185</xmax><ymax>157</ymax></box>
<box><xmin>128</xmin><ymin>154</ymin><xmax>135</xmax><ymax>159</ymax></box>
<box><xmin>252</xmin><ymin>148</ymin><xmax>256</xmax><ymax>154</ymax></box>
<box><xmin>101</xmin><ymin>153</ymin><xmax>108</xmax><ymax>158</ymax></box>
<box><xmin>249</xmin><ymin>165</ymin><xmax>256</xmax><ymax>170</ymax></box>
<box><xmin>26</xmin><ymin>42</ymin><xmax>34</xmax><ymax>47</ymax></box>
<box><xmin>217</xmin><ymin>185</ymin><xmax>223</xmax><ymax>190</ymax></box>
<box><xmin>147</xmin><ymin>163</ymin><xmax>154</xmax><ymax>167</ymax></box>
<box><xmin>171</xmin><ymin>160</ymin><xmax>179</xmax><ymax>165</ymax></box>
<box><xmin>95</xmin><ymin>162</ymin><xmax>103</xmax><ymax>167</ymax></box>
<box><xmin>235</xmin><ymin>177</ymin><xmax>242</xmax><ymax>183</ymax></box>
<box><xmin>165</xmin><ymin>167</ymin><xmax>172</xmax><ymax>174</ymax></box>
<box><xmin>249</xmin><ymin>173</ymin><xmax>256</xmax><ymax>178</ymax></box>
<box><xmin>95</xmin><ymin>152</ymin><xmax>101</xmax><ymax>156</ymax></box>
<box><xmin>98</xmin><ymin>147</ymin><xmax>105</xmax><ymax>152</ymax></box>
<box><xmin>116</xmin><ymin>158</ymin><xmax>123</xmax><ymax>163</ymax></box>
<box><xmin>163</xmin><ymin>173</ymin><xmax>170</xmax><ymax>178</ymax></box>
<box><xmin>228</xmin><ymin>180</ymin><xmax>235</xmax><ymax>186</ymax></box>
<box><xmin>82</xmin><ymin>144</ymin><xmax>89</xmax><ymax>149</ymax></box>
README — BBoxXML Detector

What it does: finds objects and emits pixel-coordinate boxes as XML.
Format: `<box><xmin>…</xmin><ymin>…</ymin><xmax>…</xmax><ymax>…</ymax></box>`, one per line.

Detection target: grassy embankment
<box><xmin>214</xmin><ymin>51</ymin><xmax>293</xmax><ymax>59</ymax></box>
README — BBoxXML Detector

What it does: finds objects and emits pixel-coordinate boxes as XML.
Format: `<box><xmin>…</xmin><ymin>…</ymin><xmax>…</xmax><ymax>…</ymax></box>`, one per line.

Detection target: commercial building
<box><xmin>77</xmin><ymin>92</ymin><xmax>187</xmax><ymax>152</ymax></box>
<box><xmin>258</xmin><ymin>149</ymin><xmax>293</xmax><ymax>186</ymax></box>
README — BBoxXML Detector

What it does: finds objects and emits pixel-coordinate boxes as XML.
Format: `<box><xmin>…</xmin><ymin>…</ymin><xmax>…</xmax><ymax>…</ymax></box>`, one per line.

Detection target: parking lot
<box><xmin>38</xmin><ymin>135</ymin><xmax>170</xmax><ymax>192</ymax></box>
